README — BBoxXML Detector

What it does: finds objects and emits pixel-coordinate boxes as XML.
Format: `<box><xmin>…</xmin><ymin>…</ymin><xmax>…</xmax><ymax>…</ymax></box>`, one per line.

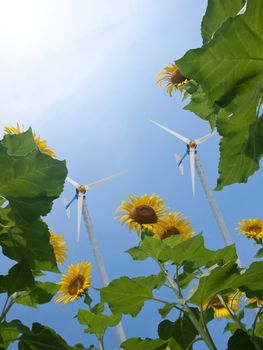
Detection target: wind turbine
<box><xmin>64</xmin><ymin>172</ymin><xmax>126</xmax><ymax>344</ymax></box>
<box><xmin>149</xmin><ymin>119</ymin><xmax>234</xmax><ymax>247</ymax></box>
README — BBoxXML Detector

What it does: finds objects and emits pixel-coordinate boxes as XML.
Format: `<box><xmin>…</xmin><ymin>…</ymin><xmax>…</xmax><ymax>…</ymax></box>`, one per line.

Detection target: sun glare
<box><xmin>0</xmin><ymin>0</ymin><xmax>45</xmax><ymax>53</ymax></box>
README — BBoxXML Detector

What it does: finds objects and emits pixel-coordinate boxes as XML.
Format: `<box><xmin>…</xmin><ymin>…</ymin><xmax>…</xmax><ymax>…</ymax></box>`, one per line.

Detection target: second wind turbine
<box><xmin>150</xmin><ymin>119</ymin><xmax>234</xmax><ymax>247</ymax></box>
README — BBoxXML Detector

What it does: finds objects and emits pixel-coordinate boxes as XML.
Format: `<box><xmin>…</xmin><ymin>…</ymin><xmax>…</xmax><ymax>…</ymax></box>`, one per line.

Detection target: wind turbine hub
<box><xmin>77</xmin><ymin>185</ymin><xmax>86</xmax><ymax>194</ymax></box>
<box><xmin>187</xmin><ymin>140</ymin><xmax>197</xmax><ymax>149</ymax></box>
<box><xmin>130</xmin><ymin>205</ymin><xmax>158</xmax><ymax>225</ymax></box>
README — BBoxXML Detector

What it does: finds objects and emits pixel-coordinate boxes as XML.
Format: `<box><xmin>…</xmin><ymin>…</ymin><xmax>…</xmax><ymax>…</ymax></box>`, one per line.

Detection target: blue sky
<box><xmin>1</xmin><ymin>0</ymin><xmax>262</xmax><ymax>349</ymax></box>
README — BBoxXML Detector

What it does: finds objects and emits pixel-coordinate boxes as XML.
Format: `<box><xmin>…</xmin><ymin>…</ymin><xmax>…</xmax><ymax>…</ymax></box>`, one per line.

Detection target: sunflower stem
<box><xmin>200</xmin><ymin>304</ymin><xmax>217</xmax><ymax>350</ymax></box>
<box><xmin>151</xmin><ymin>296</ymin><xmax>184</xmax><ymax>312</ymax></box>
<box><xmin>158</xmin><ymin>262</ymin><xmax>217</xmax><ymax>350</ymax></box>
<box><xmin>0</xmin><ymin>294</ymin><xmax>16</xmax><ymax>323</ymax></box>
<box><xmin>97</xmin><ymin>335</ymin><xmax>104</xmax><ymax>350</ymax></box>
<box><xmin>0</xmin><ymin>295</ymin><xmax>10</xmax><ymax>322</ymax></box>
<box><xmin>252</xmin><ymin>304</ymin><xmax>263</xmax><ymax>337</ymax></box>
<box><xmin>217</xmin><ymin>294</ymin><xmax>261</xmax><ymax>350</ymax></box>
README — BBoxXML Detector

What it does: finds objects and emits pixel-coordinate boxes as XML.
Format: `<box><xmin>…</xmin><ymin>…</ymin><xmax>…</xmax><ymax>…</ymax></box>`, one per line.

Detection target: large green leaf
<box><xmin>216</xmin><ymin>113</ymin><xmax>263</xmax><ymax>189</ymax></box>
<box><xmin>188</xmin><ymin>263</ymin><xmax>240</xmax><ymax>306</ymax></box>
<box><xmin>2</xmin><ymin>129</ymin><xmax>37</xmax><ymax>157</ymax></box>
<box><xmin>127</xmin><ymin>235</ymin><xmax>237</xmax><ymax>271</ymax></box>
<box><xmin>0</xmin><ymin>262</ymin><xmax>34</xmax><ymax>296</ymax></box>
<box><xmin>77</xmin><ymin>309</ymin><xmax>121</xmax><ymax>335</ymax></box>
<box><xmin>235</xmin><ymin>262</ymin><xmax>263</xmax><ymax>296</ymax></box>
<box><xmin>227</xmin><ymin>329</ymin><xmax>263</xmax><ymax>350</ymax></box>
<box><xmin>0</xmin><ymin>131</ymin><xmax>67</xmax><ymax>220</ymax></box>
<box><xmin>0</xmin><ymin>209</ymin><xmax>58</xmax><ymax>272</ymax></box>
<box><xmin>18</xmin><ymin>323</ymin><xmax>73</xmax><ymax>350</ymax></box>
<box><xmin>201</xmin><ymin>0</ymin><xmax>245</xmax><ymax>44</ymax></box>
<box><xmin>121</xmin><ymin>338</ymin><xmax>167</xmax><ymax>350</ymax></box>
<box><xmin>254</xmin><ymin>313</ymin><xmax>263</xmax><ymax>338</ymax></box>
<box><xmin>15</xmin><ymin>282</ymin><xmax>59</xmax><ymax>308</ymax></box>
<box><xmin>100</xmin><ymin>274</ymin><xmax>165</xmax><ymax>317</ymax></box>
<box><xmin>177</xmin><ymin>0</ymin><xmax>263</xmax><ymax>188</ymax></box>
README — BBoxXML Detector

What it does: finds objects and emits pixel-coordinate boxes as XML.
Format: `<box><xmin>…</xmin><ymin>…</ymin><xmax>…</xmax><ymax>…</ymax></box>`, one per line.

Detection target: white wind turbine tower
<box><xmin>64</xmin><ymin>172</ymin><xmax>126</xmax><ymax>344</ymax></box>
<box><xmin>149</xmin><ymin>119</ymin><xmax>234</xmax><ymax>247</ymax></box>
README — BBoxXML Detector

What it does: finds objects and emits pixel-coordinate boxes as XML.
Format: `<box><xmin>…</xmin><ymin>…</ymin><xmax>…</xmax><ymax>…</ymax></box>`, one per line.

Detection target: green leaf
<box><xmin>84</xmin><ymin>293</ymin><xmax>92</xmax><ymax>306</ymax></box>
<box><xmin>158</xmin><ymin>303</ymin><xmax>177</xmax><ymax>319</ymax></box>
<box><xmin>254</xmin><ymin>248</ymin><xmax>263</xmax><ymax>258</ymax></box>
<box><xmin>18</xmin><ymin>322</ymin><xmax>72</xmax><ymax>350</ymax></box>
<box><xmin>0</xmin><ymin>262</ymin><xmax>34</xmax><ymax>296</ymax></box>
<box><xmin>177</xmin><ymin>0</ymin><xmax>263</xmax><ymax>188</ymax></box>
<box><xmin>183</xmin><ymin>86</ymin><xmax>219</xmax><ymax>129</ymax></box>
<box><xmin>100</xmin><ymin>274</ymin><xmax>166</xmax><ymax>317</ymax></box>
<box><xmin>127</xmin><ymin>235</ymin><xmax>183</xmax><ymax>263</ymax></box>
<box><xmin>138</xmin><ymin>236</ymin><xmax>169</xmax><ymax>262</ymax></box>
<box><xmin>0</xmin><ymin>213</ymin><xmax>58</xmax><ymax>272</ymax></box>
<box><xmin>254</xmin><ymin>313</ymin><xmax>263</xmax><ymax>338</ymax></box>
<box><xmin>227</xmin><ymin>329</ymin><xmax>263</xmax><ymax>350</ymax></box>
<box><xmin>2</xmin><ymin>128</ymin><xmax>37</xmax><ymax>157</ymax></box>
<box><xmin>216</xmin><ymin>112</ymin><xmax>263</xmax><ymax>190</ymax></box>
<box><xmin>77</xmin><ymin>309</ymin><xmax>121</xmax><ymax>335</ymax></box>
<box><xmin>15</xmin><ymin>282</ymin><xmax>59</xmax><ymax>308</ymax></box>
<box><xmin>0</xmin><ymin>132</ymin><xmax>67</xmax><ymax>220</ymax></box>
<box><xmin>224</xmin><ymin>321</ymin><xmax>246</xmax><ymax>335</ymax></box>
<box><xmin>177</xmin><ymin>271</ymin><xmax>196</xmax><ymax>290</ymax></box>
<box><xmin>158</xmin><ymin>316</ymin><xmax>198</xmax><ymax>350</ymax></box>
<box><xmin>126</xmin><ymin>246</ymin><xmax>148</xmax><ymax>261</ymax></box>
<box><xmin>206</xmin><ymin>244</ymin><xmax>238</xmax><ymax>267</ymax></box>
<box><xmin>0</xmin><ymin>320</ymin><xmax>29</xmax><ymax>349</ymax></box>
<box><xmin>90</xmin><ymin>303</ymin><xmax>104</xmax><ymax>314</ymax></box>
<box><xmin>236</xmin><ymin>262</ymin><xmax>263</xmax><ymax>296</ymax></box>
<box><xmin>159</xmin><ymin>235</ymin><xmax>211</xmax><ymax>267</ymax></box>
<box><xmin>201</xmin><ymin>0</ymin><xmax>245</xmax><ymax>44</ymax></box>
<box><xmin>188</xmin><ymin>263</ymin><xmax>240</xmax><ymax>306</ymax></box>
<box><xmin>121</xmin><ymin>338</ymin><xmax>167</xmax><ymax>350</ymax></box>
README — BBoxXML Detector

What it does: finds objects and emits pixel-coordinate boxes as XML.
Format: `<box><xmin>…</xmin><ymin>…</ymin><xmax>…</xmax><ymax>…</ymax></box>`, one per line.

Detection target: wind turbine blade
<box><xmin>149</xmin><ymin>119</ymin><xmax>189</xmax><ymax>144</ymax></box>
<box><xmin>77</xmin><ymin>194</ymin><xmax>84</xmax><ymax>242</ymax></box>
<box><xmin>189</xmin><ymin>149</ymin><xmax>196</xmax><ymax>197</ymax></box>
<box><xmin>196</xmin><ymin>130</ymin><xmax>217</xmax><ymax>145</ymax></box>
<box><xmin>174</xmin><ymin>154</ymin><xmax>184</xmax><ymax>175</ymax></box>
<box><xmin>66</xmin><ymin>176</ymin><xmax>80</xmax><ymax>188</ymax></box>
<box><xmin>63</xmin><ymin>198</ymin><xmax>71</xmax><ymax>219</ymax></box>
<box><xmin>85</xmin><ymin>171</ymin><xmax>125</xmax><ymax>190</ymax></box>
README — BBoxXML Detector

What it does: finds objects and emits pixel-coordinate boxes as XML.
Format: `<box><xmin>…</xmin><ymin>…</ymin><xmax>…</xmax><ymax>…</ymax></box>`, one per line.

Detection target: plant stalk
<box><xmin>159</xmin><ymin>262</ymin><xmax>217</xmax><ymax>350</ymax></box>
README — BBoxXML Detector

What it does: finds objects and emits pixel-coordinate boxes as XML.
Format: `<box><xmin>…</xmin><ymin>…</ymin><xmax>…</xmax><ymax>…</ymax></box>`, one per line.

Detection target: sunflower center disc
<box><xmin>68</xmin><ymin>275</ymin><xmax>85</xmax><ymax>295</ymax></box>
<box><xmin>131</xmin><ymin>205</ymin><xmax>158</xmax><ymax>225</ymax></box>
<box><xmin>171</xmin><ymin>69</ymin><xmax>187</xmax><ymax>85</ymax></box>
<box><xmin>163</xmin><ymin>226</ymin><xmax>180</xmax><ymax>239</ymax></box>
<box><xmin>249</xmin><ymin>225</ymin><xmax>261</xmax><ymax>233</ymax></box>
<box><xmin>210</xmin><ymin>296</ymin><xmax>225</xmax><ymax>309</ymax></box>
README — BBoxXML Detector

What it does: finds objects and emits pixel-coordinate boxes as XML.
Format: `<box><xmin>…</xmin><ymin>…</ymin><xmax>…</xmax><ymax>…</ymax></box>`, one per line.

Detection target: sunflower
<box><xmin>49</xmin><ymin>230</ymin><xmax>69</xmax><ymax>265</ymax></box>
<box><xmin>4</xmin><ymin>123</ymin><xmax>56</xmax><ymax>157</ymax></box>
<box><xmin>203</xmin><ymin>292</ymin><xmax>241</xmax><ymax>320</ymax></box>
<box><xmin>116</xmin><ymin>194</ymin><xmax>167</xmax><ymax>236</ymax></box>
<box><xmin>236</xmin><ymin>218</ymin><xmax>263</xmax><ymax>242</ymax></box>
<box><xmin>55</xmin><ymin>261</ymin><xmax>92</xmax><ymax>304</ymax></box>
<box><xmin>154</xmin><ymin>212</ymin><xmax>194</xmax><ymax>241</ymax></box>
<box><xmin>156</xmin><ymin>63</ymin><xmax>189</xmax><ymax>96</ymax></box>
